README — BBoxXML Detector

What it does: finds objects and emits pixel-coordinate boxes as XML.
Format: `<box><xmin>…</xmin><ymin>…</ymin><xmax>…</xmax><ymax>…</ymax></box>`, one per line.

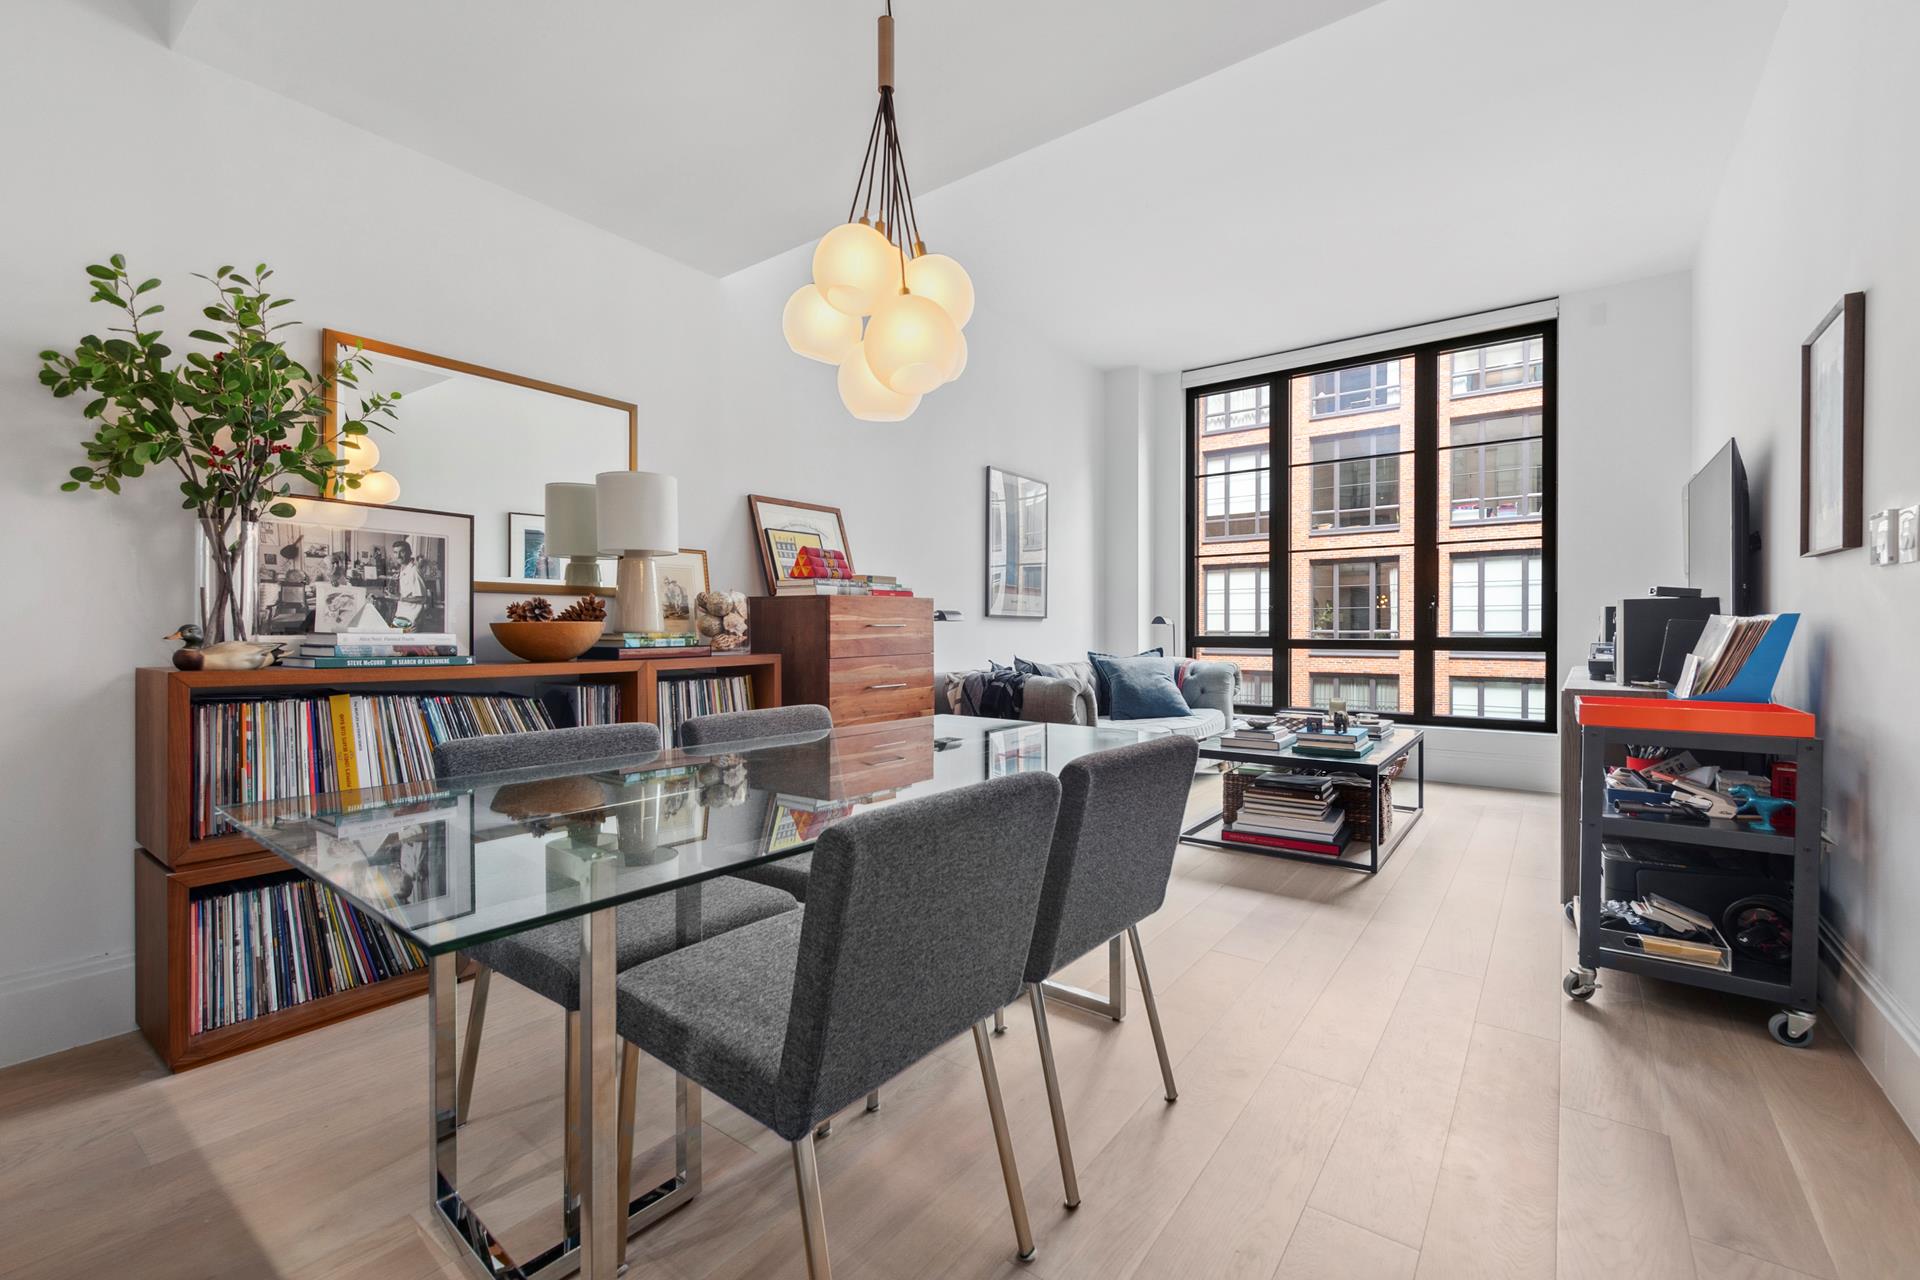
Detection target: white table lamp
<box><xmin>543</xmin><ymin>482</ymin><xmax>604</xmax><ymax>589</ymax></box>
<box><xmin>596</xmin><ymin>470</ymin><xmax>679</xmax><ymax>633</ymax></box>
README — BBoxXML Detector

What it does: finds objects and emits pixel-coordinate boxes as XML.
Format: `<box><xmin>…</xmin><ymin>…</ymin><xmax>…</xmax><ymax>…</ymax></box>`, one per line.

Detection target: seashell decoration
<box><xmin>695</xmin><ymin>589</ymin><xmax>750</xmax><ymax>651</ymax></box>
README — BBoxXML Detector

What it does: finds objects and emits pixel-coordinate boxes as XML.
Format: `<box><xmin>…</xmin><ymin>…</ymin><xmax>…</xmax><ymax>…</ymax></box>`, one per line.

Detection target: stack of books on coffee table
<box><xmin>1217</xmin><ymin>723</ymin><xmax>1298</xmax><ymax>752</ymax></box>
<box><xmin>1223</xmin><ymin>772</ymin><xmax>1349</xmax><ymax>857</ymax></box>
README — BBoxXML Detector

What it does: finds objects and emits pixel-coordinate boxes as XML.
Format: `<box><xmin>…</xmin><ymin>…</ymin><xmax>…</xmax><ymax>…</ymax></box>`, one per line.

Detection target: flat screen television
<box><xmin>1684</xmin><ymin>438</ymin><xmax>1754</xmax><ymax>615</ymax></box>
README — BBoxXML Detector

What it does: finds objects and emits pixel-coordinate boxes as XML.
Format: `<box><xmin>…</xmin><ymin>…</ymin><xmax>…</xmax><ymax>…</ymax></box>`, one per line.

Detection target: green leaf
<box><xmin>69</xmin><ymin>466</ymin><xmax>93</xmax><ymax>481</ymax></box>
<box><xmin>86</xmin><ymin>264</ymin><xmax>117</xmax><ymax>281</ymax></box>
<box><xmin>135</xmin><ymin>278</ymin><xmax>161</xmax><ymax>295</ymax></box>
<box><xmin>139</xmin><ymin>305</ymin><xmax>163</xmax><ymax>318</ymax></box>
<box><xmin>102</xmin><ymin>475</ymin><xmax>120</xmax><ymax>494</ymax></box>
<box><xmin>269</xmin><ymin>502</ymin><xmax>298</xmax><ymax>518</ymax></box>
<box><xmin>60</xmin><ymin>481</ymin><xmax>81</xmax><ymax>492</ymax></box>
<box><xmin>202</xmin><ymin>307</ymin><xmax>229</xmax><ymax>322</ymax></box>
<box><xmin>110</xmin><ymin>253</ymin><xmax>126</xmax><ymax>269</ymax></box>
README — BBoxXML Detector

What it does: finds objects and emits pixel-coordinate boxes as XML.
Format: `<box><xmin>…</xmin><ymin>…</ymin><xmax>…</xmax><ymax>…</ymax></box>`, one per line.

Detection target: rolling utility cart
<box><xmin>1568</xmin><ymin>697</ymin><xmax>1822</xmax><ymax>1048</ymax></box>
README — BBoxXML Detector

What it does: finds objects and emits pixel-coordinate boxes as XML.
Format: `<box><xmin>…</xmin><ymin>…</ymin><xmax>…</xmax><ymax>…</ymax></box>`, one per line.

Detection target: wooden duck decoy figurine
<box><xmin>165</xmin><ymin>624</ymin><xmax>285</xmax><ymax>671</ymax></box>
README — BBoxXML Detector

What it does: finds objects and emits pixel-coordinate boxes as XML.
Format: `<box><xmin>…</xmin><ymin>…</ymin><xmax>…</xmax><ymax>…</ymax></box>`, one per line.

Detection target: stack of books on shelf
<box><xmin>192</xmin><ymin>692</ymin><xmax>556</xmax><ymax>837</ymax></box>
<box><xmin>281</xmin><ymin>630</ymin><xmax>471</xmax><ymax>668</ymax></box>
<box><xmin>1218</xmin><ymin>723</ymin><xmax>1299</xmax><ymax>752</ymax></box>
<box><xmin>657</xmin><ymin>673</ymin><xmax>753</xmax><ymax>746</ymax></box>
<box><xmin>1292</xmin><ymin>724</ymin><xmax>1374</xmax><ymax>758</ymax></box>
<box><xmin>1222</xmin><ymin>772</ymin><xmax>1349</xmax><ymax>856</ymax></box>
<box><xmin>190</xmin><ymin>873</ymin><xmax>426</xmax><ymax>1033</ymax></box>
<box><xmin>585</xmin><ymin>632</ymin><xmax>713</xmax><ymax>659</ymax></box>
<box><xmin>775</xmin><ymin>573</ymin><xmax>915</xmax><ymax>597</ymax></box>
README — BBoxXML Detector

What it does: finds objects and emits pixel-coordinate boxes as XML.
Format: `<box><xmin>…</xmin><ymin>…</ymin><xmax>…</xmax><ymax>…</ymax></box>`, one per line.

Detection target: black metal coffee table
<box><xmin>1185</xmin><ymin>727</ymin><xmax>1425</xmax><ymax>874</ymax></box>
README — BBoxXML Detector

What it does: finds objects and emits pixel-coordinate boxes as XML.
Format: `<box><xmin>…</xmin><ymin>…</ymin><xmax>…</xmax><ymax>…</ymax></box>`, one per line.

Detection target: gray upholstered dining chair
<box><xmin>1020</xmin><ymin>733</ymin><xmax>1200</xmax><ymax>1208</ymax></box>
<box><xmin>432</xmin><ymin>722</ymin><xmax>800</xmax><ymax>1235</ymax></box>
<box><xmin>679</xmin><ymin>704</ymin><xmax>833</xmax><ymax>905</ymax></box>
<box><xmin>612</xmin><ymin>771</ymin><xmax>1065</xmax><ymax>1278</ymax></box>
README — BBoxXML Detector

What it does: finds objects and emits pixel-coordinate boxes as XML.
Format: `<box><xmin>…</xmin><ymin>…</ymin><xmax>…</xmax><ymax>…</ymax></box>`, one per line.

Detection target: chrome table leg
<box><xmin>578</xmin><ymin>906</ymin><xmax>620</xmax><ymax>1279</ymax></box>
<box><xmin>457</xmin><ymin>962</ymin><xmax>491</xmax><ymax>1125</ymax></box>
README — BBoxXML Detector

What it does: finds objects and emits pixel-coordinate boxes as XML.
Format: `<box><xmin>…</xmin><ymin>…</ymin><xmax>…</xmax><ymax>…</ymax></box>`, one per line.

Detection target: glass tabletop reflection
<box><xmin>218</xmin><ymin>714</ymin><xmax>1152</xmax><ymax>954</ymax></box>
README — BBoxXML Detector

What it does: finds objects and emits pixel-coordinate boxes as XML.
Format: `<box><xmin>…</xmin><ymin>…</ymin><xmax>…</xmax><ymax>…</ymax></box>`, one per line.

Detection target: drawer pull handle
<box><xmin>865</xmin><ymin>622</ymin><xmax>908</xmax><ymax>629</ymax></box>
<box><xmin>867</xmin><ymin>682</ymin><xmax>909</xmax><ymax>690</ymax></box>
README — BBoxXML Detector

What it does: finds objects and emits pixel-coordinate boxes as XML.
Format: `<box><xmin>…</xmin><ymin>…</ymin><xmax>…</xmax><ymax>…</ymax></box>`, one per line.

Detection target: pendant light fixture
<box><xmin>782</xmin><ymin>2</ymin><xmax>974</xmax><ymax>421</ymax></box>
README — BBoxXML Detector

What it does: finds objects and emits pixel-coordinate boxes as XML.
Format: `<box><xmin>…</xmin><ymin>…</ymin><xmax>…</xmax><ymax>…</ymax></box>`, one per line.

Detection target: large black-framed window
<box><xmin>1184</xmin><ymin>318</ymin><xmax>1557</xmax><ymax>731</ymax></box>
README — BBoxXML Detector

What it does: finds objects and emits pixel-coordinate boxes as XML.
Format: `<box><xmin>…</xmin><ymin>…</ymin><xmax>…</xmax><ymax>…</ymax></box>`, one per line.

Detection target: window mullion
<box><xmin>1413</xmin><ymin>350</ymin><xmax>1438</xmax><ymax>719</ymax></box>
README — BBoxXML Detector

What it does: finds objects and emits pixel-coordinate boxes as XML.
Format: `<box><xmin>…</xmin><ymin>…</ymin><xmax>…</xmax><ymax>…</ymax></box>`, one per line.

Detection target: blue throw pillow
<box><xmin>1087</xmin><ymin>647</ymin><xmax>1163</xmax><ymax>716</ymax></box>
<box><xmin>1091</xmin><ymin>654</ymin><xmax>1190</xmax><ymax>720</ymax></box>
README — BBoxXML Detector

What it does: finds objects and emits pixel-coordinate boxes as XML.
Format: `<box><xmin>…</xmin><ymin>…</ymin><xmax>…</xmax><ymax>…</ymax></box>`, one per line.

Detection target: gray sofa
<box><xmin>935</xmin><ymin>657</ymin><xmax>1237</xmax><ymax>740</ymax></box>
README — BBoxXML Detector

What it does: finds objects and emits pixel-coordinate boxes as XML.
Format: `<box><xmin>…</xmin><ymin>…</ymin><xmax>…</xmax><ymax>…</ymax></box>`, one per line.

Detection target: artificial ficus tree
<box><xmin>39</xmin><ymin>257</ymin><xmax>400</xmax><ymax>640</ymax></box>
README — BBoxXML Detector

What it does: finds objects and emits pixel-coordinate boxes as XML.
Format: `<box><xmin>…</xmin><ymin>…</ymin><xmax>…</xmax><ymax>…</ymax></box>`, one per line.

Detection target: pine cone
<box><xmin>556</xmin><ymin>594</ymin><xmax>607</xmax><ymax>623</ymax></box>
<box><xmin>506</xmin><ymin>596</ymin><xmax>555</xmax><ymax>622</ymax></box>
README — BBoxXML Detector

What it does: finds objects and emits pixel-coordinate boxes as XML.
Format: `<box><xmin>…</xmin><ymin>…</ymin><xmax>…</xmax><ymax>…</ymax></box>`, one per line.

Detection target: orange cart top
<box><xmin>1574</xmin><ymin>696</ymin><xmax>1816</xmax><ymax>739</ymax></box>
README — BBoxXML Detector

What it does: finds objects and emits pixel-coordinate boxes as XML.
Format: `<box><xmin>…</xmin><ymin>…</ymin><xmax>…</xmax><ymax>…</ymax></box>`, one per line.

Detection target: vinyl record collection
<box><xmin>657</xmin><ymin>674</ymin><xmax>753</xmax><ymax>745</ymax></box>
<box><xmin>192</xmin><ymin>692</ymin><xmax>558</xmax><ymax>837</ymax></box>
<box><xmin>189</xmin><ymin>874</ymin><xmax>426</xmax><ymax>1034</ymax></box>
<box><xmin>567</xmin><ymin>683</ymin><xmax>622</xmax><ymax>726</ymax></box>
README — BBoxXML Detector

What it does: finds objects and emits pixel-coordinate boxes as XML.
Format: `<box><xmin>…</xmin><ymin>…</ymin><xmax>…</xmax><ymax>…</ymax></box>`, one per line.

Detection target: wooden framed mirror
<box><xmin>321</xmin><ymin>330</ymin><xmax>638</xmax><ymax>592</ymax></box>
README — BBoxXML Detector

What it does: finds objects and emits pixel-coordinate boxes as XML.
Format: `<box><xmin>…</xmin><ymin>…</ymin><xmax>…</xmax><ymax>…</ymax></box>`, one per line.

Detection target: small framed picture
<box><xmin>653</xmin><ymin>548</ymin><xmax>711</xmax><ymax>637</ymax></box>
<box><xmin>507</xmin><ymin>511</ymin><xmax>550</xmax><ymax>581</ymax></box>
<box><xmin>1801</xmin><ymin>292</ymin><xmax>1865</xmax><ymax>556</ymax></box>
<box><xmin>1901</xmin><ymin>505</ymin><xmax>1919</xmax><ymax>564</ymax></box>
<box><xmin>748</xmin><ymin>495</ymin><xmax>853</xmax><ymax>592</ymax></box>
<box><xmin>1870</xmin><ymin>509</ymin><xmax>1896</xmax><ymax>565</ymax></box>
<box><xmin>986</xmin><ymin>465</ymin><xmax>1048</xmax><ymax>618</ymax></box>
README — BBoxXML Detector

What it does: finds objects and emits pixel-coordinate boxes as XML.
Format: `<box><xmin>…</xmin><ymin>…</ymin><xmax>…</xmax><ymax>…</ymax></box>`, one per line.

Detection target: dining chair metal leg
<box><xmin>1027</xmin><ymin>982</ymin><xmax>1081</xmax><ymax>1209</ymax></box>
<box><xmin>562</xmin><ymin>1010</ymin><xmax>583</xmax><ymax>1240</ymax></box>
<box><xmin>973</xmin><ymin>1021</ymin><xmax>1037</xmax><ymax>1261</ymax></box>
<box><xmin>1039</xmin><ymin>934</ymin><xmax>1127</xmax><ymax>1022</ymax></box>
<box><xmin>1127</xmin><ymin>925</ymin><xmax>1177</xmax><ymax>1103</ymax></box>
<box><xmin>865</xmin><ymin>1090</ymin><xmax>881</xmax><ymax>1113</ymax></box>
<box><xmin>616</xmin><ymin>1041</ymin><xmax>639</xmax><ymax>1232</ymax></box>
<box><xmin>791</xmin><ymin>1131</ymin><xmax>833</xmax><ymax>1280</ymax></box>
<box><xmin>993</xmin><ymin>1005</ymin><xmax>1006</xmax><ymax>1035</ymax></box>
<box><xmin>815</xmin><ymin>1118</ymin><xmax>833</xmax><ymax>1139</ymax></box>
<box><xmin>455</xmin><ymin>962</ymin><xmax>491</xmax><ymax>1126</ymax></box>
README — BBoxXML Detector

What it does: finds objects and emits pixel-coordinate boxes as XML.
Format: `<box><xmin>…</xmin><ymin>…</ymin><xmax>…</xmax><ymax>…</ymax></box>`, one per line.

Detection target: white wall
<box><xmin>1691</xmin><ymin>0</ymin><xmax>1920</xmax><ymax>1127</ymax></box>
<box><xmin>0</xmin><ymin>1</ymin><xmax>1101</xmax><ymax>1066</ymax></box>
<box><xmin>1139</xmin><ymin>272</ymin><xmax>1694</xmax><ymax>792</ymax></box>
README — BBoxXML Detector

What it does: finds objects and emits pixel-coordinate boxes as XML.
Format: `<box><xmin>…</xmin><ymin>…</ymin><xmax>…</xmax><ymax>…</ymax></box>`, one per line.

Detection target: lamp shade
<box><xmin>595</xmin><ymin>470</ymin><xmax>679</xmax><ymax>555</ymax></box>
<box><xmin>782</xmin><ymin>284</ymin><xmax>861</xmax><ymax>364</ymax></box>
<box><xmin>354</xmin><ymin>470</ymin><xmax>400</xmax><ymax>505</ymax></box>
<box><xmin>863</xmin><ymin>291</ymin><xmax>960</xmax><ymax>396</ymax></box>
<box><xmin>904</xmin><ymin>252</ymin><xmax>975</xmax><ymax>329</ymax></box>
<box><xmin>837</xmin><ymin>346</ymin><xmax>921</xmax><ymax>422</ymax></box>
<box><xmin>338</xmin><ymin>434</ymin><xmax>381</xmax><ymax>474</ymax></box>
<box><xmin>812</xmin><ymin>221</ymin><xmax>898</xmax><ymax>317</ymax></box>
<box><xmin>544</xmin><ymin>482</ymin><xmax>599</xmax><ymax>557</ymax></box>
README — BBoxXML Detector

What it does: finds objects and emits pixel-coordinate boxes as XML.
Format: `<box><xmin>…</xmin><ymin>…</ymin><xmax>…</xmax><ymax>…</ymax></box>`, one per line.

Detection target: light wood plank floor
<box><xmin>5</xmin><ymin>778</ymin><xmax>1918</xmax><ymax>1279</ymax></box>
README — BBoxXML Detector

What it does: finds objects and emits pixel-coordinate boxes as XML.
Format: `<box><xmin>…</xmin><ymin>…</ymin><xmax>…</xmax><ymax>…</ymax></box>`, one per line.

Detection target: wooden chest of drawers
<box><xmin>750</xmin><ymin>595</ymin><xmax>935</xmax><ymax>726</ymax></box>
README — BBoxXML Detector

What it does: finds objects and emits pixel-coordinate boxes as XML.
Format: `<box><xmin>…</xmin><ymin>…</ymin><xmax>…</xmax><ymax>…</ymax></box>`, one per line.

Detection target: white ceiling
<box><xmin>154</xmin><ymin>0</ymin><xmax>1386</xmax><ymax>276</ymax></box>
<box><xmin>142</xmin><ymin>0</ymin><xmax>1784</xmax><ymax>371</ymax></box>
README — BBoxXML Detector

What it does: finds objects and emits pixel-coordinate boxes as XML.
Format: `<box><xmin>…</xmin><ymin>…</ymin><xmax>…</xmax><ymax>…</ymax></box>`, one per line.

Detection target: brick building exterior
<box><xmin>1193</xmin><ymin>335</ymin><xmax>1547</xmax><ymax>722</ymax></box>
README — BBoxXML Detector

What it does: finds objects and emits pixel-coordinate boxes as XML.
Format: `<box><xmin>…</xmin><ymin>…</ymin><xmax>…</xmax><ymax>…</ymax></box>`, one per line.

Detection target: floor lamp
<box><xmin>1149</xmin><ymin>614</ymin><xmax>1178</xmax><ymax>656</ymax></box>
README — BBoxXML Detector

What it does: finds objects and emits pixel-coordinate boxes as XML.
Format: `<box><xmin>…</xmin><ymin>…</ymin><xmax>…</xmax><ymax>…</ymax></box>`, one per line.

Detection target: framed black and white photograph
<box><xmin>1901</xmin><ymin>504</ymin><xmax>1919</xmax><ymax>564</ymax></box>
<box><xmin>1869</xmin><ymin>509</ymin><xmax>1894</xmax><ymax>566</ymax></box>
<box><xmin>1801</xmin><ymin>292</ymin><xmax>1865</xmax><ymax>556</ymax></box>
<box><xmin>221</xmin><ymin>497</ymin><xmax>474</xmax><ymax>650</ymax></box>
<box><xmin>506</xmin><ymin>511</ymin><xmax>551</xmax><ymax>581</ymax></box>
<box><xmin>986</xmin><ymin>465</ymin><xmax>1048</xmax><ymax>618</ymax></box>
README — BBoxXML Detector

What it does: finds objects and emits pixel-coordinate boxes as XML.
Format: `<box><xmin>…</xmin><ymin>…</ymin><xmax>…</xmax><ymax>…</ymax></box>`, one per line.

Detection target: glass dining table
<box><xmin>220</xmin><ymin>713</ymin><xmax>1151</xmax><ymax>1280</ymax></box>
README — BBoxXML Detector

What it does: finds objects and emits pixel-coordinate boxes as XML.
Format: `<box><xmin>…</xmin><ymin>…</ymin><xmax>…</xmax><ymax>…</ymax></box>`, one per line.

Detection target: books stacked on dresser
<box><xmin>584</xmin><ymin>631</ymin><xmax>713</xmax><ymax>659</ymax></box>
<box><xmin>774</xmin><ymin>572</ymin><xmax>915</xmax><ymax>597</ymax></box>
<box><xmin>1222</xmin><ymin>772</ymin><xmax>1349</xmax><ymax>856</ymax></box>
<box><xmin>1291</xmin><ymin>725</ymin><xmax>1374</xmax><ymax>758</ymax></box>
<box><xmin>280</xmin><ymin>631</ymin><xmax>472</xmax><ymax>668</ymax></box>
<box><xmin>1351</xmin><ymin>714</ymin><xmax>1395</xmax><ymax>739</ymax></box>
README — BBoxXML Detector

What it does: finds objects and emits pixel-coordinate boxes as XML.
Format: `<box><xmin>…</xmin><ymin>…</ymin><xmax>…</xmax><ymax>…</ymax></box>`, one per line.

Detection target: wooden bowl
<box><xmin>490</xmin><ymin>620</ymin><xmax>603</xmax><ymax>663</ymax></box>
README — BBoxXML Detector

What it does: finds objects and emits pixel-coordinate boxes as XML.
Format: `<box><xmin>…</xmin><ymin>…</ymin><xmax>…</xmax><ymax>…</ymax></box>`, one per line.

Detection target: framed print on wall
<box><xmin>1801</xmin><ymin>291</ymin><xmax>1865</xmax><ymax>556</ymax></box>
<box><xmin>748</xmin><ymin>495</ymin><xmax>853</xmax><ymax>592</ymax></box>
<box><xmin>986</xmin><ymin>465</ymin><xmax>1048</xmax><ymax>618</ymax></box>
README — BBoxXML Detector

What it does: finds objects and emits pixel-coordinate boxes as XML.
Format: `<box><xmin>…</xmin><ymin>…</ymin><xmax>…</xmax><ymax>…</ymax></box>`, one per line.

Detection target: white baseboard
<box><xmin>0</xmin><ymin>951</ymin><xmax>134</xmax><ymax>1069</ymax></box>
<box><xmin>1818</xmin><ymin>920</ymin><xmax>1920</xmax><ymax>1142</ymax></box>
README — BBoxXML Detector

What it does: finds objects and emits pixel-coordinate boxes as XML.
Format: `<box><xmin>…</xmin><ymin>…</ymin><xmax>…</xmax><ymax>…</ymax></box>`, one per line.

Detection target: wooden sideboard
<box><xmin>749</xmin><ymin>595</ymin><xmax>934</xmax><ymax>725</ymax></box>
<box><xmin>132</xmin><ymin>653</ymin><xmax>780</xmax><ymax>1070</ymax></box>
